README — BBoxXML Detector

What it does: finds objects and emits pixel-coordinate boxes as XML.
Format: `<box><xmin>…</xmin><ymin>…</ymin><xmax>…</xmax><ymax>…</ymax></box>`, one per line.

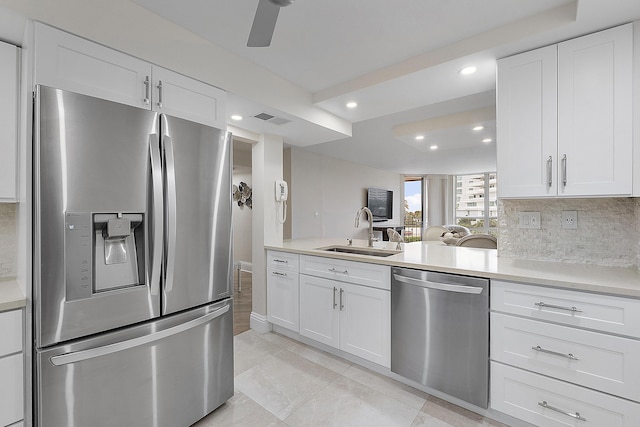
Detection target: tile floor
<box><xmin>193</xmin><ymin>330</ymin><xmax>508</xmax><ymax>427</ymax></box>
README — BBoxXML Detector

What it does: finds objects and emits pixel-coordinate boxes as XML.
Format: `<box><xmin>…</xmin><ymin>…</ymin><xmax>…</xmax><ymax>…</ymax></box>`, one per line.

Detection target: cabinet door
<box><xmin>152</xmin><ymin>66</ymin><xmax>226</xmax><ymax>128</ymax></box>
<box><xmin>299</xmin><ymin>275</ymin><xmax>339</xmax><ymax>348</ymax></box>
<box><xmin>497</xmin><ymin>45</ymin><xmax>558</xmax><ymax>198</ymax></box>
<box><xmin>0</xmin><ymin>353</ymin><xmax>24</xmax><ymax>426</ymax></box>
<box><xmin>0</xmin><ymin>41</ymin><xmax>18</xmax><ymax>201</ymax></box>
<box><xmin>34</xmin><ymin>23</ymin><xmax>152</xmax><ymax>109</ymax></box>
<box><xmin>267</xmin><ymin>268</ymin><xmax>299</xmax><ymax>332</ymax></box>
<box><xmin>340</xmin><ymin>283</ymin><xmax>390</xmax><ymax>367</ymax></box>
<box><xmin>557</xmin><ymin>24</ymin><xmax>633</xmax><ymax>196</ymax></box>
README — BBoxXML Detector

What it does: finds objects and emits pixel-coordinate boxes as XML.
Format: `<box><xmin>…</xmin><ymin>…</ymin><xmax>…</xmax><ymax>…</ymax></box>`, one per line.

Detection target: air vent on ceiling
<box><xmin>253</xmin><ymin>112</ymin><xmax>291</xmax><ymax>126</ymax></box>
<box><xmin>254</xmin><ymin>112</ymin><xmax>274</xmax><ymax>121</ymax></box>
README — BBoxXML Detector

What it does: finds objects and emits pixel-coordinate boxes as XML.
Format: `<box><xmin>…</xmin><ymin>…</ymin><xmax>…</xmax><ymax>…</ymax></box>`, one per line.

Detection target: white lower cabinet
<box><xmin>299</xmin><ymin>272</ymin><xmax>390</xmax><ymax>368</ymax></box>
<box><xmin>491</xmin><ymin>312</ymin><xmax>640</xmax><ymax>402</ymax></box>
<box><xmin>266</xmin><ymin>251</ymin><xmax>299</xmax><ymax>332</ymax></box>
<box><xmin>492</xmin><ymin>362</ymin><xmax>640</xmax><ymax>427</ymax></box>
<box><xmin>267</xmin><ymin>267</ymin><xmax>299</xmax><ymax>331</ymax></box>
<box><xmin>0</xmin><ymin>309</ymin><xmax>24</xmax><ymax>427</ymax></box>
<box><xmin>490</xmin><ymin>281</ymin><xmax>640</xmax><ymax>425</ymax></box>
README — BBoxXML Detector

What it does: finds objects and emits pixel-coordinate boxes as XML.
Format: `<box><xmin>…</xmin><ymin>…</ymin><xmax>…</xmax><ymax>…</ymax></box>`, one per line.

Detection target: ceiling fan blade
<box><xmin>247</xmin><ymin>0</ymin><xmax>281</xmax><ymax>47</ymax></box>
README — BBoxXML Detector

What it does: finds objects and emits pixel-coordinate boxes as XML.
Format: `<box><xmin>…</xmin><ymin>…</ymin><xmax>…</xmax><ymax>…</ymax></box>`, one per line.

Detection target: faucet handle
<box><xmin>346</xmin><ymin>238</ymin><xmax>353</xmax><ymax>246</ymax></box>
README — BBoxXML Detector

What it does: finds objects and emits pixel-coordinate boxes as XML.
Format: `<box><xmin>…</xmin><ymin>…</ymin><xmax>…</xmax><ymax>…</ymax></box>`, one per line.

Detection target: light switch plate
<box><xmin>518</xmin><ymin>212</ymin><xmax>541</xmax><ymax>229</ymax></box>
<box><xmin>562</xmin><ymin>210</ymin><xmax>578</xmax><ymax>229</ymax></box>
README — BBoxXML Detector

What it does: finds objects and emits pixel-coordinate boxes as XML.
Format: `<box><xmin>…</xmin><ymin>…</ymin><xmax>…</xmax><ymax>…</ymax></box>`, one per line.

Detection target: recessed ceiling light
<box><xmin>430</xmin><ymin>145</ymin><xmax>438</xmax><ymax>150</ymax></box>
<box><xmin>459</xmin><ymin>66</ymin><xmax>477</xmax><ymax>75</ymax></box>
<box><xmin>415</xmin><ymin>135</ymin><xmax>425</xmax><ymax>140</ymax></box>
<box><xmin>231</xmin><ymin>115</ymin><xmax>243</xmax><ymax>121</ymax></box>
<box><xmin>482</xmin><ymin>138</ymin><xmax>493</xmax><ymax>143</ymax></box>
<box><xmin>473</xmin><ymin>125</ymin><xmax>484</xmax><ymax>131</ymax></box>
<box><xmin>346</xmin><ymin>101</ymin><xmax>358</xmax><ymax>109</ymax></box>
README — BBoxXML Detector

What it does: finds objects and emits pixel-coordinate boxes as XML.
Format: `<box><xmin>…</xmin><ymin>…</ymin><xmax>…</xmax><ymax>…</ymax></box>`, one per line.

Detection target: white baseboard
<box><xmin>249</xmin><ymin>312</ymin><xmax>272</xmax><ymax>334</ymax></box>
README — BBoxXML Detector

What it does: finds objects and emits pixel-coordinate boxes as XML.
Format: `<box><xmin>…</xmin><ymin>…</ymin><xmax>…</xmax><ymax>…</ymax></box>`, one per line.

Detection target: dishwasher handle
<box><xmin>393</xmin><ymin>273</ymin><xmax>484</xmax><ymax>294</ymax></box>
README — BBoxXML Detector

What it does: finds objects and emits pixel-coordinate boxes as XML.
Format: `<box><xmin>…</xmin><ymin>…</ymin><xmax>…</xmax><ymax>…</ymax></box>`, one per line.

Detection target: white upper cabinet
<box><xmin>497</xmin><ymin>23</ymin><xmax>633</xmax><ymax>198</ymax></box>
<box><xmin>497</xmin><ymin>45</ymin><xmax>558</xmax><ymax>198</ymax></box>
<box><xmin>151</xmin><ymin>66</ymin><xmax>225</xmax><ymax>128</ymax></box>
<box><xmin>34</xmin><ymin>24</ymin><xmax>226</xmax><ymax>128</ymax></box>
<box><xmin>35</xmin><ymin>23</ymin><xmax>151</xmax><ymax>110</ymax></box>
<box><xmin>557</xmin><ymin>24</ymin><xmax>633</xmax><ymax>196</ymax></box>
<box><xmin>0</xmin><ymin>41</ymin><xmax>19</xmax><ymax>202</ymax></box>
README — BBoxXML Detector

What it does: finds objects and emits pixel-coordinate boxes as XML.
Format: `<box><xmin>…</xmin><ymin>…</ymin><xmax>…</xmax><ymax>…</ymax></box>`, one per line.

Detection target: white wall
<box><xmin>251</xmin><ymin>134</ymin><xmax>283</xmax><ymax>328</ymax></box>
<box><xmin>289</xmin><ymin>147</ymin><xmax>403</xmax><ymax>240</ymax></box>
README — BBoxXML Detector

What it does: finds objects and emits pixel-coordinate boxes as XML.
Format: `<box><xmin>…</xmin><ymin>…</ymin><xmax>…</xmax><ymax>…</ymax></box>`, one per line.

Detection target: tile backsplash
<box><xmin>0</xmin><ymin>203</ymin><xmax>16</xmax><ymax>277</ymax></box>
<box><xmin>499</xmin><ymin>198</ymin><xmax>640</xmax><ymax>269</ymax></box>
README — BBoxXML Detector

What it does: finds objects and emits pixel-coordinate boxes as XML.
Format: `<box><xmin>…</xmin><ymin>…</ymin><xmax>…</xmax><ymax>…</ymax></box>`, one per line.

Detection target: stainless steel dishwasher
<box><xmin>391</xmin><ymin>267</ymin><xmax>489</xmax><ymax>409</ymax></box>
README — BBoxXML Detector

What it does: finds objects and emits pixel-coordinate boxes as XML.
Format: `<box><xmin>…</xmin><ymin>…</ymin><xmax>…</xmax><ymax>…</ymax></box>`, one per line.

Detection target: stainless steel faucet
<box><xmin>354</xmin><ymin>207</ymin><xmax>375</xmax><ymax>247</ymax></box>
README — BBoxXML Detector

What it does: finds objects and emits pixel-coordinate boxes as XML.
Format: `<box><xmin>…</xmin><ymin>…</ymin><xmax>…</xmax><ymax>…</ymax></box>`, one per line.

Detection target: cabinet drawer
<box><xmin>491</xmin><ymin>362</ymin><xmax>640</xmax><ymax>427</ymax></box>
<box><xmin>0</xmin><ymin>352</ymin><xmax>24</xmax><ymax>426</ymax></box>
<box><xmin>300</xmin><ymin>255</ymin><xmax>390</xmax><ymax>290</ymax></box>
<box><xmin>267</xmin><ymin>251</ymin><xmax>299</xmax><ymax>272</ymax></box>
<box><xmin>491</xmin><ymin>280</ymin><xmax>640</xmax><ymax>338</ymax></box>
<box><xmin>491</xmin><ymin>312</ymin><xmax>640</xmax><ymax>402</ymax></box>
<box><xmin>0</xmin><ymin>309</ymin><xmax>22</xmax><ymax>356</ymax></box>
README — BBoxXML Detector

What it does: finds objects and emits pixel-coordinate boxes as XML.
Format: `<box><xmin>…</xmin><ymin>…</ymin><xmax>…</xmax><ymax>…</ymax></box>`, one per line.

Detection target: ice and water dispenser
<box><xmin>65</xmin><ymin>212</ymin><xmax>145</xmax><ymax>300</ymax></box>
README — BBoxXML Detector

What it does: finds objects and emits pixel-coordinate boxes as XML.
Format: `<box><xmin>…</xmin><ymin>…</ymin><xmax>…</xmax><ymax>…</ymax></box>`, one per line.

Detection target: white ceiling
<box><xmin>3</xmin><ymin>0</ymin><xmax>640</xmax><ymax>174</ymax></box>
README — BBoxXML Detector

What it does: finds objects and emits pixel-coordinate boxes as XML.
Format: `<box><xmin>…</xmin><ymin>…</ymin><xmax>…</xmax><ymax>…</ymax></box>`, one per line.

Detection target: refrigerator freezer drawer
<box><xmin>36</xmin><ymin>300</ymin><xmax>233</xmax><ymax>427</ymax></box>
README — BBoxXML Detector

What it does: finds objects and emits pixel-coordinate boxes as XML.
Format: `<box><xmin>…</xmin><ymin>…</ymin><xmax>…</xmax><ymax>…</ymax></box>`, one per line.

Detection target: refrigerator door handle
<box><xmin>50</xmin><ymin>303</ymin><xmax>230</xmax><ymax>366</ymax></box>
<box><xmin>163</xmin><ymin>134</ymin><xmax>177</xmax><ymax>293</ymax></box>
<box><xmin>149</xmin><ymin>133</ymin><xmax>163</xmax><ymax>296</ymax></box>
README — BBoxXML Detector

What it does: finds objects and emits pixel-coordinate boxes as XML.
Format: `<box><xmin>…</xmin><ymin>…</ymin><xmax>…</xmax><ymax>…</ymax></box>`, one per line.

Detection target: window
<box><xmin>454</xmin><ymin>173</ymin><xmax>498</xmax><ymax>236</ymax></box>
<box><xmin>403</xmin><ymin>177</ymin><xmax>423</xmax><ymax>242</ymax></box>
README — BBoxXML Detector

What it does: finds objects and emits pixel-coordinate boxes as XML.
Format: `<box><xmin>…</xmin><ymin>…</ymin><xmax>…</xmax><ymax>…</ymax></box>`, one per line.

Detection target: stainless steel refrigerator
<box><xmin>33</xmin><ymin>85</ymin><xmax>234</xmax><ymax>426</ymax></box>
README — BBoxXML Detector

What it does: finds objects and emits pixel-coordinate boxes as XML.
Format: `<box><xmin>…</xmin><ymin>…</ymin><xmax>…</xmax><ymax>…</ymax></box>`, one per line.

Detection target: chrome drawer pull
<box><xmin>273</xmin><ymin>259</ymin><xmax>288</xmax><ymax>264</ymax></box>
<box><xmin>328</xmin><ymin>268</ymin><xmax>349</xmax><ymax>274</ymax></box>
<box><xmin>534</xmin><ymin>302</ymin><xmax>582</xmax><ymax>313</ymax></box>
<box><xmin>538</xmin><ymin>401</ymin><xmax>586</xmax><ymax>422</ymax></box>
<box><xmin>532</xmin><ymin>345</ymin><xmax>579</xmax><ymax>360</ymax></box>
<box><xmin>272</xmin><ymin>271</ymin><xmax>287</xmax><ymax>278</ymax></box>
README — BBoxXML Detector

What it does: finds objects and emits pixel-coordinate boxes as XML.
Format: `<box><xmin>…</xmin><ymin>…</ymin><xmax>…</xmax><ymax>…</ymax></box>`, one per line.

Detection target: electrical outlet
<box><xmin>518</xmin><ymin>212</ymin><xmax>541</xmax><ymax>229</ymax></box>
<box><xmin>562</xmin><ymin>210</ymin><xmax>578</xmax><ymax>229</ymax></box>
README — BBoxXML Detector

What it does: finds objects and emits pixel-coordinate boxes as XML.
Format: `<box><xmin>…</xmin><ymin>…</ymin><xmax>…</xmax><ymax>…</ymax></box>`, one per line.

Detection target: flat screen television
<box><xmin>367</xmin><ymin>188</ymin><xmax>393</xmax><ymax>222</ymax></box>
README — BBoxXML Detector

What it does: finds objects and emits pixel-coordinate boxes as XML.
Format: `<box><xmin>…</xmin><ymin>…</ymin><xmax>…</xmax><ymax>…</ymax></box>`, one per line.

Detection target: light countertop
<box><xmin>266</xmin><ymin>238</ymin><xmax>640</xmax><ymax>298</ymax></box>
<box><xmin>0</xmin><ymin>278</ymin><xmax>26</xmax><ymax>312</ymax></box>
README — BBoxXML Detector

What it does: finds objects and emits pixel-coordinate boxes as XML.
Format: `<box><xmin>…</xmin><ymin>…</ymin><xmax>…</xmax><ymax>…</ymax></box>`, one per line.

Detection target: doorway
<box><xmin>232</xmin><ymin>139</ymin><xmax>253</xmax><ymax>335</ymax></box>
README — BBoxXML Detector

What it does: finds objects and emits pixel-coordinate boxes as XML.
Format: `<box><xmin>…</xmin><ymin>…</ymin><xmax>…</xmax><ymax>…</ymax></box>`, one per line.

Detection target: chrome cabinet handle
<box><xmin>532</xmin><ymin>345</ymin><xmax>579</xmax><ymax>360</ymax></box>
<box><xmin>534</xmin><ymin>301</ymin><xmax>582</xmax><ymax>313</ymax></box>
<box><xmin>272</xmin><ymin>271</ymin><xmax>287</xmax><ymax>278</ymax></box>
<box><xmin>339</xmin><ymin>288</ymin><xmax>344</xmax><ymax>310</ymax></box>
<box><xmin>273</xmin><ymin>259</ymin><xmax>288</xmax><ymax>264</ymax></box>
<box><xmin>329</xmin><ymin>268</ymin><xmax>349</xmax><ymax>275</ymax></box>
<box><xmin>538</xmin><ymin>401</ymin><xmax>586</xmax><ymax>422</ymax></box>
<box><xmin>333</xmin><ymin>287</ymin><xmax>337</xmax><ymax>309</ymax></box>
<box><xmin>546</xmin><ymin>156</ymin><xmax>552</xmax><ymax>188</ymax></box>
<box><xmin>561</xmin><ymin>154</ymin><xmax>567</xmax><ymax>187</ymax></box>
<box><xmin>157</xmin><ymin>80</ymin><xmax>163</xmax><ymax>108</ymax></box>
<box><xmin>143</xmin><ymin>76</ymin><xmax>151</xmax><ymax>105</ymax></box>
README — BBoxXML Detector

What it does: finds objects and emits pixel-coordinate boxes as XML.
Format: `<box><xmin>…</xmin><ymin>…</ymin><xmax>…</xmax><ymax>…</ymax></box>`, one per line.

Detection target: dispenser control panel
<box><xmin>65</xmin><ymin>212</ymin><xmax>93</xmax><ymax>300</ymax></box>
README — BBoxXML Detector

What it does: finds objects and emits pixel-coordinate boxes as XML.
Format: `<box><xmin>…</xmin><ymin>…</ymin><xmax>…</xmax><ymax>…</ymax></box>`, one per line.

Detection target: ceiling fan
<box><xmin>247</xmin><ymin>0</ymin><xmax>295</xmax><ymax>47</ymax></box>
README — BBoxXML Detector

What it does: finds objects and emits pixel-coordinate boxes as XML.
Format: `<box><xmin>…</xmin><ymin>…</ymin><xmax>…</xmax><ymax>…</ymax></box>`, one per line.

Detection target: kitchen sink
<box><xmin>317</xmin><ymin>245</ymin><xmax>400</xmax><ymax>257</ymax></box>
